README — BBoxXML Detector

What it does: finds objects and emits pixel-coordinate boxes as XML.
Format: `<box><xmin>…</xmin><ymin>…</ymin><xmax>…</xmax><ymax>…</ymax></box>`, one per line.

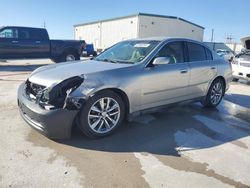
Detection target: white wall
<box><xmin>74</xmin><ymin>15</ymin><xmax>204</xmax><ymax>50</ymax></box>
<box><xmin>75</xmin><ymin>16</ymin><xmax>138</xmax><ymax>50</ymax></box>
<box><xmin>138</xmin><ymin>16</ymin><xmax>204</xmax><ymax>41</ymax></box>
<box><xmin>75</xmin><ymin>23</ymin><xmax>101</xmax><ymax>49</ymax></box>
<box><xmin>101</xmin><ymin>17</ymin><xmax>138</xmax><ymax>49</ymax></box>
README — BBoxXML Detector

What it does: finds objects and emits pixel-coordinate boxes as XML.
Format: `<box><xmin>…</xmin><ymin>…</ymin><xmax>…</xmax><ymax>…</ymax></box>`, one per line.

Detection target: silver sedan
<box><xmin>17</xmin><ymin>37</ymin><xmax>232</xmax><ymax>139</ymax></box>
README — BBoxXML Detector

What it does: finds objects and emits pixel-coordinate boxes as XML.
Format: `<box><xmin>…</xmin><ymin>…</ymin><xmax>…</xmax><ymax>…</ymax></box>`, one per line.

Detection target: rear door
<box><xmin>186</xmin><ymin>42</ymin><xmax>217</xmax><ymax>97</ymax></box>
<box><xmin>30</xmin><ymin>28</ymin><xmax>50</xmax><ymax>58</ymax></box>
<box><xmin>0</xmin><ymin>27</ymin><xmax>19</xmax><ymax>59</ymax></box>
<box><xmin>16</xmin><ymin>28</ymin><xmax>50</xmax><ymax>58</ymax></box>
<box><xmin>16</xmin><ymin>28</ymin><xmax>37</xmax><ymax>58</ymax></box>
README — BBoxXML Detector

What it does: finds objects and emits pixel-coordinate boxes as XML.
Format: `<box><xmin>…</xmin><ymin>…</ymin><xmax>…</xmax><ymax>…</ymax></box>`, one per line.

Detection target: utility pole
<box><xmin>226</xmin><ymin>34</ymin><xmax>234</xmax><ymax>44</ymax></box>
<box><xmin>43</xmin><ymin>21</ymin><xmax>46</xmax><ymax>28</ymax></box>
<box><xmin>211</xmin><ymin>29</ymin><xmax>214</xmax><ymax>42</ymax></box>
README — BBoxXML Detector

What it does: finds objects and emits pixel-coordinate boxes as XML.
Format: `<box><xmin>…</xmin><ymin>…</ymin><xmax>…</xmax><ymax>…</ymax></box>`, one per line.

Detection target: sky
<box><xmin>0</xmin><ymin>0</ymin><xmax>249</xmax><ymax>43</ymax></box>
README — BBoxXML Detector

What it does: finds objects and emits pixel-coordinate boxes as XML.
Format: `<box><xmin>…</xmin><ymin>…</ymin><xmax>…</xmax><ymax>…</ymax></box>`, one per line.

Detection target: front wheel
<box><xmin>202</xmin><ymin>79</ymin><xmax>225</xmax><ymax>108</ymax></box>
<box><xmin>77</xmin><ymin>90</ymin><xmax>125</xmax><ymax>138</ymax></box>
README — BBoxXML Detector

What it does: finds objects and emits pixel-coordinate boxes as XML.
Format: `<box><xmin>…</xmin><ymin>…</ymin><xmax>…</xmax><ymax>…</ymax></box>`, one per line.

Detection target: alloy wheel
<box><xmin>66</xmin><ymin>54</ymin><xmax>76</xmax><ymax>61</ymax></box>
<box><xmin>210</xmin><ymin>82</ymin><xmax>223</xmax><ymax>105</ymax></box>
<box><xmin>87</xmin><ymin>97</ymin><xmax>120</xmax><ymax>134</ymax></box>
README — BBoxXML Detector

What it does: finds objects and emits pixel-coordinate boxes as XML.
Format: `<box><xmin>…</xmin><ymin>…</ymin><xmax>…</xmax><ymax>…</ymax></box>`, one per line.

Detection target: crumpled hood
<box><xmin>28</xmin><ymin>60</ymin><xmax>132</xmax><ymax>87</ymax></box>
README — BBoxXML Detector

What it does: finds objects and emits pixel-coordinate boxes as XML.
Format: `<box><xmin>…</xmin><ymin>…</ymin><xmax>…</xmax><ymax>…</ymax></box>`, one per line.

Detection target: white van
<box><xmin>232</xmin><ymin>37</ymin><xmax>250</xmax><ymax>82</ymax></box>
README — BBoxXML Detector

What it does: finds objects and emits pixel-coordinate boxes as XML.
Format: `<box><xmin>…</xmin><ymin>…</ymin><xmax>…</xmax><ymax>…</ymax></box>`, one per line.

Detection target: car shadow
<box><xmin>0</xmin><ymin>64</ymin><xmax>48</xmax><ymax>72</ymax></box>
<box><xmin>59</xmin><ymin>101</ymin><xmax>250</xmax><ymax>156</ymax></box>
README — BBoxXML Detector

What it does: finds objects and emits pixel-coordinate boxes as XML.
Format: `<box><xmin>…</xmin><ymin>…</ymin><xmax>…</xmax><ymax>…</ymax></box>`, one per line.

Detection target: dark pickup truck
<box><xmin>0</xmin><ymin>26</ymin><xmax>86</xmax><ymax>63</ymax></box>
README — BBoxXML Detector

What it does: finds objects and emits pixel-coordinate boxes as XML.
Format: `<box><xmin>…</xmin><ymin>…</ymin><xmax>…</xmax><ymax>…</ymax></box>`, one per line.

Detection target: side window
<box><xmin>187</xmin><ymin>42</ymin><xmax>206</xmax><ymax>62</ymax></box>
<box><xmin>0</xmin><ymin>28</ymin><xmax>17</xmax><ymax>38</ymax></box>
<box><xmin>156</xmin><ymin>42</ymin><xmax>184</xmax><ymax>64</ymax></box>
<box><xmin>205</xmin><ymin>48</ymin><xmax>213</xmax><ymax>60</ymax></box>
<box><xmin>18</xmin><ymin>29</ymin><xmax>31</xmax><ymax>39</ymax></box>
<box><xmin>30</xmin><ymin>29</ymin><xmax>48</xmax><ymax>40</ymax></box>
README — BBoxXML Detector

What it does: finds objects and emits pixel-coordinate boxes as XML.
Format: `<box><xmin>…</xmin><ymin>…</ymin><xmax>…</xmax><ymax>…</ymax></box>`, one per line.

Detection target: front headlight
<box><xmin>40</xmin><ymin>76</ymin><xmax>84</xmax><ymax>108</ymax></box>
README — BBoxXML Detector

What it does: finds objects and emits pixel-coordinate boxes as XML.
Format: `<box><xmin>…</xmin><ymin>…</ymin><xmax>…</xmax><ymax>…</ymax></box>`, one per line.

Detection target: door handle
<box><xmin>180</xmin><ymin>69</ymin><xmax>188</xmax><ymax>74</ymax></box>
<box><xmin>12</xmin><ymin>40</ymin><xmax>18</xmax><ymax>43</ymax></box>
<box><xmin>35</xmin><ymin>41</ymin><xmax>41</xmax><ymax>44</ymax></box>
<box><xmin>211</xmin><ymin>67</ymin><xmax>216</xmax><ymax>70</ymax></box>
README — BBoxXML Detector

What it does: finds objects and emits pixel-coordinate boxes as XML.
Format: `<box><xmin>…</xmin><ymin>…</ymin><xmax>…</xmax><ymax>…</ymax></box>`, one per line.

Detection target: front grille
<box><xmin>240</xmin><ymin>62</ymin><xmax>250</xmax><ymax>67</ymax></box>
<box><xmin>26</xmin><ymin>80</ymin><xmax>46</xmax><ymax>97</ymax></box>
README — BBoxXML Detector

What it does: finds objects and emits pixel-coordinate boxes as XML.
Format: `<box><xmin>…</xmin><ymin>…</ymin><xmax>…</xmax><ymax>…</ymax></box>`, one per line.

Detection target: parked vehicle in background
<box><xmin>18</xmin><ymin>37</ymin><xmax>232</xmax><ymax>139</ymax></box>
<box><xmin>231</xmin><ymin>37</ymin><xmax>250</xmax><ymax>83</ymax></box>
<box><xmin>232</xmin><ymin>50</ymin><xmax>250</xmax><ymax>82</ymax></box>
<box><xmin>82</xmin><ymin>44</ymin><xmax>97</xmax><ymax>57</ymax></box>
<box><xmin>216</xmin><ymin>49</ymin><xmax>234</xmax><ymax>62</ymax></box>
<box><xmin>0</xmin><ymin>26</ymin><xmax>86</xmax><ymax>63</ymax></box>
<box><xmin>204</xmin><ymin>42</ymin><xmax>235</xmax><ymax>62</ymax></box>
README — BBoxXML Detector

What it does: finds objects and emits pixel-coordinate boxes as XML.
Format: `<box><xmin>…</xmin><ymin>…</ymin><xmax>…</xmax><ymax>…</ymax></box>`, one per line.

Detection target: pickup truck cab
<box><xmin>0</xmin><ymin>26</ymin><xmax>86</xmax><ymax>63</ymax></box>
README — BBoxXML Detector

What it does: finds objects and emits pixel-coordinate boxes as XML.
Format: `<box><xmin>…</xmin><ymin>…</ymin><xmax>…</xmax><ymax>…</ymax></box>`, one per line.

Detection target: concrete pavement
<box><xmin>0</xmin><ymin>59</ymin><xmax>250</xmax><ymax>188</ymax></box>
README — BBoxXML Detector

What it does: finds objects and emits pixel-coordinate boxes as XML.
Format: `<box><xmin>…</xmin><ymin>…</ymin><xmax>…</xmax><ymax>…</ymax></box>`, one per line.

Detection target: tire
<box><xmin>202</xmin><ymin>79</ymin><xmax>225</xmax><ymax>108</ymax></box>
<box><xmin>232</xmin><ymin>78</ymin><xmax>239</xmax><ymax>82</ymax></box>
<box><xmin>77</xmin><ymin>90</ymin><xmax>125</xmax><ymax>138</ymax></box>
<box><xmin>93</xmin><ymin>51</ymin><xmax>97</xmax><ymax>57</ymax></box>
<box><xmin>61</xmin><ymin>51</ymin><xmax>80</xmax><ymax>62</ymax></box>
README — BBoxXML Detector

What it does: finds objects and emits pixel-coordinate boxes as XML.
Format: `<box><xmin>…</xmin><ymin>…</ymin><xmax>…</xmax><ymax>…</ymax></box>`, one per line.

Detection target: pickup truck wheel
<box><xmin>202</xmin><ymin>79</ymin><xmax>225</xmax><ymax>108</ymax></box>
<box><xmin>77</xmin><ymin>90</ymin><xmax>125</xmax><ymax>138</ymax></box>
<box><xmin>62</xmin><ymin>52</ymin><xmax>80</xmax><ymax>62</ymax></box>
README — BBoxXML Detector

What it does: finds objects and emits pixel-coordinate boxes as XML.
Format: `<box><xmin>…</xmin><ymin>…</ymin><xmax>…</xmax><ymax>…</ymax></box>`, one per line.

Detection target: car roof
<box><xmin>127</xmin><ymin>37</ymin><xmax>205</xmax><ymax>45</ymax></box>
<box><xmin>1</xmin><ymin>26</ymin><xmax>46</xmax><ymax>30</ymax></box>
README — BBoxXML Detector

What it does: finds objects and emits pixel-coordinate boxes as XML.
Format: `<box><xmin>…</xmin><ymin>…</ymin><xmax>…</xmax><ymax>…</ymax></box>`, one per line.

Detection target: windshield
<box><xmin>95</xmin><ymin>40</ymin><xmax>160</xmax><ymax>64</ymax></box>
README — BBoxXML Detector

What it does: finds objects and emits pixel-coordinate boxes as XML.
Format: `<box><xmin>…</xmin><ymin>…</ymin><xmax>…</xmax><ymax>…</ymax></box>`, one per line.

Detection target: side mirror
<box><xmin>152</xmin><ymin>57</ymin><xmax>171</xmax><ymax>66</ymax></box>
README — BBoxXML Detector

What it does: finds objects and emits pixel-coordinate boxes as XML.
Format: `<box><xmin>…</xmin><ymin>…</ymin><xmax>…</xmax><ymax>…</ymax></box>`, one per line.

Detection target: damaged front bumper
<box><xmin>17</xmin><ymin>82</ymin><xmax>80</xmax><ymax>139</ymax></box>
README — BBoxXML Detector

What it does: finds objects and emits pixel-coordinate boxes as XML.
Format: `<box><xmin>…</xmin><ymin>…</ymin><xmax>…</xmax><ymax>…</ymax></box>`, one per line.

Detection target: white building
<box><xmin>74</xmin><ymin>13</ymin><xmax>204</xmax><ymax>50</ymax></box>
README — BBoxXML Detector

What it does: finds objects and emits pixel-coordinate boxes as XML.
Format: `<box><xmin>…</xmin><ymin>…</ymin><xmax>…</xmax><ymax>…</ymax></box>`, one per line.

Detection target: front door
<box><xmin>0</xmin><ymin>27</ymin><xmax>19</xmax><ymax>59</ymax></box>
<box><xmin>140</xmin><ymin>41</ymin><xmax>190</xmax><ymax>110</ymax></box>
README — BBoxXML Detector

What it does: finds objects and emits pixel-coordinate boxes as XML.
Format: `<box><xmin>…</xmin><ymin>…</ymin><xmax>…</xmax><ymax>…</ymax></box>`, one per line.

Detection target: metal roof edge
<box><xmin>138</xmin><ymin>13</ymin><xmax>204</xmax><ymax>29</ymax></box>
<box><xmin>74</xmin><ymin>12</ymin><xmax>204</xmax><ymax>30</ymax></box>
<box><xmin>74</xmin><ymin>13</ymin><xmax>139</xmax><ymax>27</ymax></box>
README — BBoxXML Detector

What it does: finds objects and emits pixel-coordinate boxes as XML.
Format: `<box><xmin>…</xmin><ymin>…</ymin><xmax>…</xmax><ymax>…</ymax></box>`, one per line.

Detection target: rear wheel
<box><xmin>202</xmin><ymin>79</ymin><xmax>225</xmax><ymax>108</ymax></box>
<box><xmin>61</xmin><ymin>51</ymin><xmax>80</xmax><ymax>62</ymax></box>
<box><xmin>77</xmin><ymin>90</ymin><xmax>125</xmax><ymax>138</ymax></box>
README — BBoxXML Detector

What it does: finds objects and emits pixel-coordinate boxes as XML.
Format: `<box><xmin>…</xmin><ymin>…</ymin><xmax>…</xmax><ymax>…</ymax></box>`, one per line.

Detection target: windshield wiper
<box><xmin>103</xmin><ymin>59</ymin><xmax>119</xmax><ymax>63</ymax></box>
<box><xmin>95</xmin><ymin>58</ymin><xmax>118</xmax><ymax>63</ymax></box>
<box><xmin>95</xmin><ymin>58</ymin><xmax>135</xmax><ymax>64</ymax></box>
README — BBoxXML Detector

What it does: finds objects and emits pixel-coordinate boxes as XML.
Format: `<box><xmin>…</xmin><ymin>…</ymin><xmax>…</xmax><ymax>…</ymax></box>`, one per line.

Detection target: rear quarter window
<box><xmin>205</xmin><ymin>48</ymin><xmax>213</xmax><ymax>60</ymax></box>
<box><xmin>187</xmin><ymin>42</ymin><xmax>206</xmax><ymax>62</ymax></box>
